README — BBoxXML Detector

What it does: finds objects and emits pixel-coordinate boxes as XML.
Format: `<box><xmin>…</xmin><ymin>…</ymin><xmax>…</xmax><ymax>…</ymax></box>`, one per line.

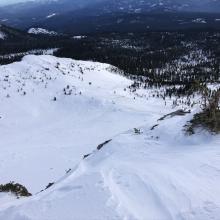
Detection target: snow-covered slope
<box><xmin>0</xmin><ymin>55</ymin><xmax>220</xmax><ymax>220</ymax></box>
<box><xmin>0</xmin><ymin>55</ymin><xmax>154</xmax><ymax>194</ymax></box>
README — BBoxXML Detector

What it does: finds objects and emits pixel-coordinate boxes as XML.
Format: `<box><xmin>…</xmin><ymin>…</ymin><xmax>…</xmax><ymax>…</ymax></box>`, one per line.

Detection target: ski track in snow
<box><xmin>0</xmin><ymin>55</ymin><xmax>220</xmax><ymax>220</ymax></box>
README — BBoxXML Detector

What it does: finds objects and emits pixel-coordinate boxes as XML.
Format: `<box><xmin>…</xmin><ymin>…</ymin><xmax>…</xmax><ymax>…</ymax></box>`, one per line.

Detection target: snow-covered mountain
<box><xmin>0</xmin><ymin>55</ymin><xmax>220</xmax><ymax>219</ymax></box>
<box><xmin>28</xmin><ymin>27</ymin><xmax>58</xmax><ymax>35</ymax></box>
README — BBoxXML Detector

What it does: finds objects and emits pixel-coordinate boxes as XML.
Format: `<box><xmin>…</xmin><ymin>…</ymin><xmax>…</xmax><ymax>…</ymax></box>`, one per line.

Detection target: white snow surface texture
<box><xmin>0</xmin><ymin>55</ymin><xmax>220</xmax><ymax>220</ymax></box>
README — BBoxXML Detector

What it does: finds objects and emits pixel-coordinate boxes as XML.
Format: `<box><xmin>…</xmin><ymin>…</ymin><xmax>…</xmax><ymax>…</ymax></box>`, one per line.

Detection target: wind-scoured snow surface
<box><xmin>0</xmin><ymin>55</ymin><xmax>220</xmax><ymax>220</ymax></box>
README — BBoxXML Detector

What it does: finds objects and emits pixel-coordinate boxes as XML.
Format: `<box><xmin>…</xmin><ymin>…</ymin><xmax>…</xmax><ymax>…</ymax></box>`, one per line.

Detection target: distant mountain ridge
<box><xmin>0</xmin><ymin>0</ymin><xmax>220</xmax><ymax>33</ymax></box>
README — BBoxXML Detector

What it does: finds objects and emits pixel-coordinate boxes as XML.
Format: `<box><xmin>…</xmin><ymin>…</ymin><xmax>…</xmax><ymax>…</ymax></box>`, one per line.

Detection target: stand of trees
<box><xmin>55</xmin><ymin>31</ymin><xmax>220</xmax><ymax>96</ymax></box>
<box><xmin>187</xmin><ymin>85</ymin><xmax>220</xmax><ymax>134</ymax></box>
<box><xmin>1</xmin><ymin>28</ymin><xmax>220</xmax><ymax>98</ymax></box>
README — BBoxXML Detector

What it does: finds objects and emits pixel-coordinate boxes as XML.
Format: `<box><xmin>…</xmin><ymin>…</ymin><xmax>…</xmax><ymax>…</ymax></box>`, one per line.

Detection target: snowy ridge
<box><xmin>0</xmin><ymin>55</ymin><xmax>220</xmax><ymax>219</ymax></box>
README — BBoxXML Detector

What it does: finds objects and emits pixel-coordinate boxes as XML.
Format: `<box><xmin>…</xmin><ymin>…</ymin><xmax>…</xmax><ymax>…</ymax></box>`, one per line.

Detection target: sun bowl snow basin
<box><xmin>0</xmin><ymin>55</ymin><xmax>220</xmax><ymax>220</ymax></box>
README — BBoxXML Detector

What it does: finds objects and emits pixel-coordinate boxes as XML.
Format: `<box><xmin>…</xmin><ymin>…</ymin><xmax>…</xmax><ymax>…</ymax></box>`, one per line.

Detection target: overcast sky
<box><xmin>0</xmin><ymin>0</ymin><xmax>36</xmax><ymax>5</ymax></box>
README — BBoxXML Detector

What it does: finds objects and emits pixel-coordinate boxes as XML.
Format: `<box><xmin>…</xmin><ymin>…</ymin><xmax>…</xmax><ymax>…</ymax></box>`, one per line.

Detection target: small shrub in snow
<box><xmin>134</xmin><ymin>128</ymin><xmax>141</xmax><ymax>134</ymax></box>
<box><xmin>45</xmin><ymin>182</ymin><xmax>54</xmax><ymax>189</ymax></box>
<box><xmin>66</xmin><ymin>168</ymin><xmax>72</xmax><ymax>174</ymax></box>
<box><xmin>97</xmin><ymin>139</ymin><xmax>112</xmax><ymax>150</ymax></box>
<box><xmin>0</xmin><ymin>182</ymin><xmax>32</xmax><ymax>197</ymax></box>
<box><xmin>83</xmin><ymin>153</ymin><xmax>91</xmax><ymax>159</ymax></box>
